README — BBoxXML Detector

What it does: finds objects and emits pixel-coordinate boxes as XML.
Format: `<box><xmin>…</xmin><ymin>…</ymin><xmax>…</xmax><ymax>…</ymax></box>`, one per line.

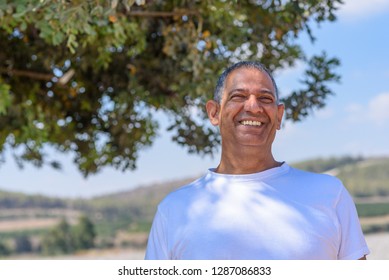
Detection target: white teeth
<box><xmin>241</xmin><ymin>120</ymin><xmax>262</xmax><ymax>126</ymax></box>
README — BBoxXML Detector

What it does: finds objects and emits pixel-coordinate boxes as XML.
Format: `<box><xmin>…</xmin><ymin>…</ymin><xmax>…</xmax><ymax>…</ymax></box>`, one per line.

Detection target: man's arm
<box><xmin>144</xmin><ymin>208</ymin><xmax>169</xmax><ymax>260</ymax></box>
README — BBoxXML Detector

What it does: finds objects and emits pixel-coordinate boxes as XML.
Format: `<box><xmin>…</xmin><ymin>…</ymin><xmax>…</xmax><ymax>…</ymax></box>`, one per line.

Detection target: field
<box><xmin>7</xmin><ymin>232</ymin><xmax>388</xmax><ymax>260</ymax></box>
<box><xmin>1</xmin><ymin>156</ymin><xmax>388</xmax><ymax>259</ymax></box>
<box><xmin>1</xmin><ymin>203</ymin><xmax>388</xmax><ymax>259</ymax></box>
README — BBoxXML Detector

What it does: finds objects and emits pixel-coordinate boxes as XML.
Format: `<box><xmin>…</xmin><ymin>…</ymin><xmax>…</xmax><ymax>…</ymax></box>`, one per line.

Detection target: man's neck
<box><xmin>215</xmin><ymin>147</ymin><xmax>281</xmax><ymax>174</ymax></box>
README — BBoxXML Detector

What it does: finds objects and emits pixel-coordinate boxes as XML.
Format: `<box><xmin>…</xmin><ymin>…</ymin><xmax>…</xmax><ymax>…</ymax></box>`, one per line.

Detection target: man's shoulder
<box><xmin>280</xmin><ymin>165</ymin><xmax>348</xmax><ymax>205</ymax></box>
<box><xmin>289</xmin><ymin>165</ymin><xmax>340</xmax><ymax>179</ymax></box>
<box><xmin>286</xmin><ymin>164</ymin><xmax>344</xmax><ymax>189</ymax></box>
<box><xmin>158</xmin><ymin>175</ymin><xmax>207</xmax><ymax>208</ymax></box>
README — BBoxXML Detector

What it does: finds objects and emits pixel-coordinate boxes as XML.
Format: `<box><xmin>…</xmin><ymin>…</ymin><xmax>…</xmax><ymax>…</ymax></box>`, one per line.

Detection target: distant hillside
<box><xmin>71</xmin><ymin>177</ymin><xmax>197</xmax><ymax>236</ymax></box>
<box><xmin>1</xmin><ymin>155</ymin><xmax>388</xmax><ymax>211</ymax></box>
<box><xmin>91</xmin><ymin>177</ymin><xmax>196</xmax><ymax>207</ymax></box>
<box><xmin>291</xmin><ymin>156</ymin><xmax>389</xmax><ymax>197</ymax></box>
<box><xmin>0</xmin><ymin>155</ymin><xmax>388</xmax><ymax>238</ymax></box>
<box><xmin>290</xmin><ymin>155</ymin><xmax>365</xmax><ymax>173</ymax></box>
<box><xmin>0</xmin><ymin>190</ymin><xmax>68</xmax><ymax>209</ymax></box>
<box><xmin>0</xmin><ymin>177</ymin><xmax>197</xmax><ymax>237</ymax></box>
<box><xmin>336</xmin><ymin>157</ymin><xmax>389</xmax><ymax>197</ymax></box>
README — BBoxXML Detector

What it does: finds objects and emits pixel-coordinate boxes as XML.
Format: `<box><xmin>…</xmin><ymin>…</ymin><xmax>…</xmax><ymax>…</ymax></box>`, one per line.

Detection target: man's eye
<box><xmin>230</xmin><ymin>95</ymin><xmax>246</xmax><ymax>100</ymax></box>
<box><xmin>259</xmin><ymin>96</ymin><xmax>274</xmax><ymax>103</ymax></box>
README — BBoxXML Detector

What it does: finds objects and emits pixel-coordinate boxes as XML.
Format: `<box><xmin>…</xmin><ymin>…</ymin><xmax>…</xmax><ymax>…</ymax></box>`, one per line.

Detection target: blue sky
<box><xmin>1</xmin><ymin>0</ymin><xmax>389</xmax><ymax>198</ymax></box>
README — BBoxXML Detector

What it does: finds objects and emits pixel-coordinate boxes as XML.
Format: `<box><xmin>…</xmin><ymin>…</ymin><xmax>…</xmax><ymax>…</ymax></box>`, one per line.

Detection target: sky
<box><xmin>0</xmin><ymin>0</ymin><xmax>388</xmax><ymax>198</ymax></box>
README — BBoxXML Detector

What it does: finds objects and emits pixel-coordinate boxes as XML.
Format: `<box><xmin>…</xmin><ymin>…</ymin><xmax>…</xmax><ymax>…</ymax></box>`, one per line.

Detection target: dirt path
<box><xmin>0</xmin><ymin>218</ymin><xmax>59</xmax><ymax>231</ymax></box>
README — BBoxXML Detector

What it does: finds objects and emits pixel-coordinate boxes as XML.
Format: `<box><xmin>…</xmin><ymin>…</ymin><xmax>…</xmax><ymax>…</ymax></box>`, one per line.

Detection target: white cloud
<box><xmin>344</xmin><ymin>93</ymin><xmax>389</xmax><ymax>126</ymax></box>
<box><xmin>338</xmin><ymin>0</ymin><xmax>389</xmax><ymax>20</ymax></box>
<box><xmin>368</xmin><ymin>92</ymin><xmax>389</xmax><ymax>125</ymax></box>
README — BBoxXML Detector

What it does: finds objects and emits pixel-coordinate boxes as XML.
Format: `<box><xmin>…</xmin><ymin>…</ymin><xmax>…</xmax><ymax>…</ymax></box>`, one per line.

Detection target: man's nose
<box><xmin>244</xmin><ymin>95</ymin><xmax>263</xmax><ymax>113</ymax></box>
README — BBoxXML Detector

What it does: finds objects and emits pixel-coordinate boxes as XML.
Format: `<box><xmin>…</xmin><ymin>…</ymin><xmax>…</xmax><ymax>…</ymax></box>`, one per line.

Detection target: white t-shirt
<box><xmin>145</xmin><ymin>163</ymin><xmax>370</xmax><ymax>260</ymax></box>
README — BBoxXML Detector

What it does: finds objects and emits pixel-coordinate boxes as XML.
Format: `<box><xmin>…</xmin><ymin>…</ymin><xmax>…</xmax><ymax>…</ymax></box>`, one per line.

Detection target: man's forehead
<box><xmin>224</xmin><ymin>67</ymin><xmax>275</xmax><ymax>92</ymax></box>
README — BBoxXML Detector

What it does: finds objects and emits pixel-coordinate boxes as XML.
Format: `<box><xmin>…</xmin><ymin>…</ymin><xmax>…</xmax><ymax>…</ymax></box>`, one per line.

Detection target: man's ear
<box><xmin>276</xmin><ymin>103</ymin><xmax>285</xmax><ymax>130</ymax></box>
<box><xmin>206</xmin><ymin>100</ymin><xmax>220</xmax><ymax>126</ymax></box>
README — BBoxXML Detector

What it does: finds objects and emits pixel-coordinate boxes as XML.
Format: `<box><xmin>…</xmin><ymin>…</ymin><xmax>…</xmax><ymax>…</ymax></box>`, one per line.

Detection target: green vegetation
<box><xmin>362</xmin><ymin>224</ymin><xmax>389</xmax><ymax>234</ymax></box>
<box><xmin>14</xmin><ymin>235</ymin><xmax>33</xmax><ymax>254</ymax></box>
<box><xmin>77</xmin><ymin>178</ymin><xmax>191</xmax><ymax>237</ymax></box>
<box><xmin>291</xmin><ymin>155</ymin><xmax>364</xmax><ymax>173</ymax></box>
<box><xmin>1</xmin><ymin>0</ymin><xmax>342</xmax><ymax>176</ymax></box>
<box><xmin>0</xmin><ymin>190</ymin><xmax>67</xmax><ymax>209</ymax></box>
<box><xmin>41</xmin><ymin>216</ymin><xmax>96</xmax><ymax>255</ymax></box>
<box><xmin>0</xmin><ymin>240</ymin><xmax>11</xmax><ymax>257</ymax></box>
<box><xmin>0</xmin><ymin>228</ymin><xmax>49</xmax><ymax>240</ymax></box>
<box><xmin>356</xmin><ymin>202</ymin><xmax>389</xmax><ymax>218</ymax></box>
<box><xmin>291</xmin><ymin>156</ymin><xmax>389</xmax><ymax>198</ymax></box>
<box><xmin>72</xmin><ymin>216</ymin><xmax>96</xmax><ymax>251</ymax></box>
<box><xmin>0</xmin><ymin>156</ymin><xmax>389</xmax><ymax>257</ymax></box>
<box><xmin>337</xmin><ymin>158</ymin><xmax>389</xmax><ymax>197</ymax></box>
<box><xmin>41</xmin><ymin>219</ymin><xmax>74</xmax><ymax>255</ymax></box>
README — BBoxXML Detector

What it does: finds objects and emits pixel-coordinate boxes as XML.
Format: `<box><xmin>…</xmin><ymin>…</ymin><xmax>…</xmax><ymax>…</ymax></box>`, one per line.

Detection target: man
<box><xmin>145</xmin><ymin>61</ymin><xmax>370</xmax><ymax>260</ymax></box>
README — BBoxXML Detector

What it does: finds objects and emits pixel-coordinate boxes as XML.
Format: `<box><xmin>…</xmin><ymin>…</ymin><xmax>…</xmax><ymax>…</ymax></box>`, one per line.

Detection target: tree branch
<box><xmin>128</xmin><ymin>10</ymin><xmax>199</xmax><ymax>17</ymax></box>
<box><xmin>0</xmin><ymin>68</ymin><xmax>74</xmax><ymax>85</ymax></box>
<box><xmin>0</xmin><ymin>68</ymin><xmax>53</xmax><ymax>81</ymax></box>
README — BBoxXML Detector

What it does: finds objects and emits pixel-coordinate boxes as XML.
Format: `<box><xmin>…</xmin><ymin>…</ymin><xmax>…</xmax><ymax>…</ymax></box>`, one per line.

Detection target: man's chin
<box><xmin>233</xmin><ymin>134</ymin><xmax>276</xmax><ymax>148</ymax></box>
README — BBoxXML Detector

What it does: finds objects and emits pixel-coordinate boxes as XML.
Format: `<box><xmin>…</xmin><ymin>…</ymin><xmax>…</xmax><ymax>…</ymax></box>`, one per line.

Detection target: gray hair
<box><xmin>214</xmin><ymin>61</ymin><xmax>279</xmax><ymax>104</ymax></box>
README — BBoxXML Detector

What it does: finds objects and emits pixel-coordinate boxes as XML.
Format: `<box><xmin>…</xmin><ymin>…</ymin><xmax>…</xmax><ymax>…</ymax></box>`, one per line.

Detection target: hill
<box><xmin>291</xmin><ymin>155</ymin><xmax>365</xmax><ymax>173</ymax></box>
<box><xmin>291</xmin><ymin>156</ymin><xmax>389</xmax><ymax>197</ymax></box>
<box><xmin>0</xmin><ymin>190</ymin><xmax>68</xmax><ymax>209</ymax></box>
<box><xmin>77</xmin><ymin>177</ymin><xmax>196</xmax><ymax>235</ymax></box>
<box><xmin>0</xmin><ymin>155</ymin><xmax>388</xmax><ymax>256</ymax></box>
<box><xmin>336</xmin><ymin>157</ymin><xmax>389</xmax><ymax>197</ymax></box>
<box><xmin>2</xmin><ymin>155</ymin><xmax>388</xmax><ymax>209</ymax></box>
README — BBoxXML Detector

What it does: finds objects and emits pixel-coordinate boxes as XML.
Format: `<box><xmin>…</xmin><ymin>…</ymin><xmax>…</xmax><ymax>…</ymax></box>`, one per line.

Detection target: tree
<box><xmin>0</xmin><ymin>240</ymin><xmax>10</xmax><ymax>257</ymax></box>
<box><xmin>41</xmin><ymin>216</ymin><xmax>96</xmax><ymax>255</ymax></box>
<box><xmin>41</xmin><ymin>218</ymin><xmax>74</xmax><ymax>255</ymax></box>
<box><xmin>0</xmin><ymin>0</ymin><xmax>342</xmax><ymax>176</ymax></box>
<box><xmin>14</xmin><ymin>234</ymin><xmax>33</xmax><ymax>253</ymax></box>
<box><xmin>72</xmin><ymin>215</ymin><xmax>96</xmax><ymax>250</ymax></box>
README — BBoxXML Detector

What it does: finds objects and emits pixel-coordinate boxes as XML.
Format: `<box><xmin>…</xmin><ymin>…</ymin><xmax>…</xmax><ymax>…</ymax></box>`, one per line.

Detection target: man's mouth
<box><xmin>239</xmin><ymin>120</ymin><xmax>262</xmax><ymax>127</ymax></box>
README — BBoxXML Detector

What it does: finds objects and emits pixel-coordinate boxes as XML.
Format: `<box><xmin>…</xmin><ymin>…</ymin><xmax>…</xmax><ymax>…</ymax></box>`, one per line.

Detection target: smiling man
<box><xmin>145</xmin><ymin>61</ymin><xmax>370</xmax><ymax>260</ymax></box>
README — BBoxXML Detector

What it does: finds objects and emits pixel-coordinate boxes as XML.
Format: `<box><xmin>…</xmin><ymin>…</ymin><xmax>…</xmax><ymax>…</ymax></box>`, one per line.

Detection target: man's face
<box><xmin>207</xmin><ymin>67</ymin><xmax>284</xmax><ymax>150</ymax></box>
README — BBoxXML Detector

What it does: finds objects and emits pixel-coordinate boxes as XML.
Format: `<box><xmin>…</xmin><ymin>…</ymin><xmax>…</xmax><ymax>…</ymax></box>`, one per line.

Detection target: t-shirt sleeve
<box><xmin>336</xmin><ymin>186</ymin><xmax>370</xmax><ymax>260</ymax></box>
<box><xmin>144</xmin><ymin>208</ymin><xmax>169</xmax><ymax>260</ymax></box>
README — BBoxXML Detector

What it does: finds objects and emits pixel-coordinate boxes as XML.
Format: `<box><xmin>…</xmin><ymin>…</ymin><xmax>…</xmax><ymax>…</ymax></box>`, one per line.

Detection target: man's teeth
<box><xmin>240</xmin><ymin>120</ymin><xmax>262</xmax><ymax>126</ymax></box>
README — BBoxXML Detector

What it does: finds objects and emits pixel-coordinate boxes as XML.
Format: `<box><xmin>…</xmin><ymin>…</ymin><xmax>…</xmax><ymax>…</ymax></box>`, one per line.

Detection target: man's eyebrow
<box><xmin>227</xmin><ymin>88</ymin><xmax>275</xmax><ymax>95</ymax></box>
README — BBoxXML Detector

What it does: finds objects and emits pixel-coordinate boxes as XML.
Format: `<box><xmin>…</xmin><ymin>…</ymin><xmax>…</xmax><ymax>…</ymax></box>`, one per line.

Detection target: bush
<box><xmin>72</xmin><ymin>216</ymin><xmax>96</xmax><ymax>250</ymax></box>
<box><xmin>40</xmin><ymin>216</ymin><xmax>96</xmax><ymax>255</ymax></box>
<box><xmin>0</xmin><ymin>240</ymin><xmax>10</xmax><ymax>257</ymax></box>
<box><xmin>41</xmin><ymin>219</ymin><xmax>74</xmax><ymax>255</ymax></box>
<box><xmin>14</xmin><ymin>235</ymin><xmax>33</xmax><ymax>253</ymax></box>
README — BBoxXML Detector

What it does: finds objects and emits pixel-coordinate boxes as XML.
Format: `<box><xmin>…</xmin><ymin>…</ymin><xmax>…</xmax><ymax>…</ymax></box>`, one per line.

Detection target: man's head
<box><xmin>214</xmin><ymin>61</ymin><xmax>280</xmax><ymax>104</ymax></box>
<box><xmin>206</xmin><ymin>61</ymin><xmax>284</xmax><ymax>155</ymax></box>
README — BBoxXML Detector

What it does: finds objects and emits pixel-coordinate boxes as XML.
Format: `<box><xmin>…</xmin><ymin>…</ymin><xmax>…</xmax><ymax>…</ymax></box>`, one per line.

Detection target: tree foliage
<box><xmin>72</xmin><ymin>215</ymin><xmax>96</xmax><ymax>250</ymax></box>
<box><xmin>14</xmin><ymin>234</ymin><xmax>33</xmax><ymax>253</ymax></box>
<box><xmin>0</xmin><ymin>239</ymin><xmax>11</xmax><ymax>257</ymax></box>
<box><xmin>41</xmin><ymin>218</ymin><xmax>74</xmax><ymax>255</ymax></box>
<box><xmin>0</xmin><ymin>0</ymin><xmax>342</xmax><ymax>176</ymax></box>
<box><xmin>41</xmin><ymin>216</ymin><xmax>96</xmax><ymax>255</ymax></box>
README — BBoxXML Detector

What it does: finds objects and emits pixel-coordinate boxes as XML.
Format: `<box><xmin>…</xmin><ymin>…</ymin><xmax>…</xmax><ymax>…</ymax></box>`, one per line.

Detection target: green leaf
<box><xmin>0</xmin><ymin>83</ymin><xmax>11</xmax><ymax>115</ymax></box>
